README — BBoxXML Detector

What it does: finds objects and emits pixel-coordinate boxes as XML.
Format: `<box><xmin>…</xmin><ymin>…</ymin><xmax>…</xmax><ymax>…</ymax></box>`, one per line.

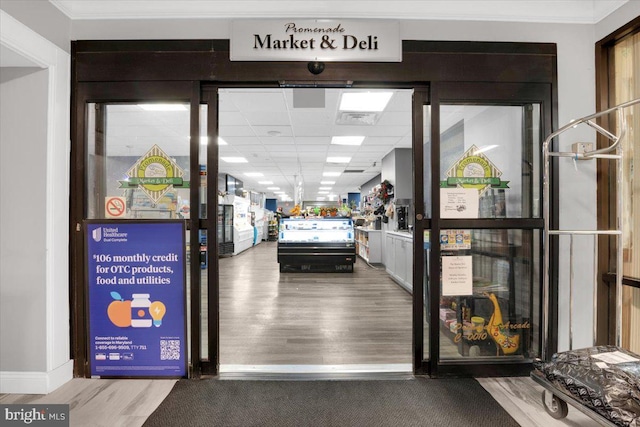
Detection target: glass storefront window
<box><xmin>439</xmin><ymin>229</ymin><xmax>539</xmax><ymax>361</ymax></box>
<box><xmin>614</xmin><ymin>32</ymin><xmax>640</xmax><ymax>353</ymax></box>
<box><xmin>199</xmin><ymin>104</ymin><xmax>209</xmax><ymax>360</ymax></box>
<box><xmin>86</xmin><ymin>103</ymin><xmax>191</xmax><ymax>221</ymax></box>
<box><xmin>439</xmin><ymin>105</ymin><xmax>541</xmax><ymax>219</ymax></box>
<box><xmin>85</xmin><ymin>101</ymin><xmax>194</xmax><ymax>362</ymax></box>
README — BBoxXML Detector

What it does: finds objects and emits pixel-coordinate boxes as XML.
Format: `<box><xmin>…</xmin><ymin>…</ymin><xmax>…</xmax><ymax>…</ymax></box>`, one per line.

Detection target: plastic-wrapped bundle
<box><xmin>534</xmin><ymin>346</ymin><xmax>640</xmax><ymax>427</ymax></box>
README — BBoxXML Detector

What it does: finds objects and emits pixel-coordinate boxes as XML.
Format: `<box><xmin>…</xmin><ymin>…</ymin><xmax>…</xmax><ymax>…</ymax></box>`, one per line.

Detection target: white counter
<box><xmin>383</xmin><ymin>230</ymin><xmax>413</xmax><ymax>293</ymax></box>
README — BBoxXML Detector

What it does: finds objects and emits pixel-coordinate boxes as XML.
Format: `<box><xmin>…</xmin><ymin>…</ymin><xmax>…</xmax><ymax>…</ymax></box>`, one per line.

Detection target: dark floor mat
<box><xmin>144</xmin><ymin>377</ymin><xmax>519</xmax><ymax>427</ymax></box>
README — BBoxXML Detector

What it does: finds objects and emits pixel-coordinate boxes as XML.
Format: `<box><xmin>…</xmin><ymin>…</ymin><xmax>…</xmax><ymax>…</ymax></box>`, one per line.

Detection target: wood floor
<box><xmin>218</xmin><ymin>241</ymin><xmax>413</xmax><ymax>366</ymax></box>
<box><xmin>0</xmin><ymin>241</ymin><xmax>602</xmax><ymax>426</ymax></box>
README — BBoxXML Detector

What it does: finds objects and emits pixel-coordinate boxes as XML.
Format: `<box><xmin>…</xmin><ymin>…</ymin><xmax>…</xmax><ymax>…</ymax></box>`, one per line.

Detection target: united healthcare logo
<box><xmin>92</xmin><ymin>227</ymin><xmax>102</xmax><ymax>242</ymax></box>
<box><xmin>1</xmin><ymin>404</ymin><xmax>69</xmax><ymax>426</ymax></box>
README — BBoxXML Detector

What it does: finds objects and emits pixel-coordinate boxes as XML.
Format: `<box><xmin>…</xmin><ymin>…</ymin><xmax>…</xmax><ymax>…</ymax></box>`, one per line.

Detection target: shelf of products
<box><xmin>355</xmin><ymin>227</ymin><xmax>382</xmax><ymax>264</ymax></box>
<box><xmin>268</xmin><ymin>219</ymin><xmax>279</xmax><ymax>242</ymax></box>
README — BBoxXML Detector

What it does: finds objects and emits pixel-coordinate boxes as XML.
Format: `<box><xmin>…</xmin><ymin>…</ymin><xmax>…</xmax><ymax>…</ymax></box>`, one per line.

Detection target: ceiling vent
<box><xmin>343</xmin><ymin>169</ymin><xmax>365</xmax><ymax>173</ymax></box>
<box><xmin>337</xmin><ymin>112</ymin><xmax>379</xmax><ymax>126</ymax></box>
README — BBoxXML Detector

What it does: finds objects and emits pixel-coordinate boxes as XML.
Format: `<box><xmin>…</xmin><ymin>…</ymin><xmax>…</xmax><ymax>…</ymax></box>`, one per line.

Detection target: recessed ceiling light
<box><xmin>259</xmin><ymin>181</ymin><xmax>274</xmax><ymax>185</ymax></box>
<box><xmin>323</xmin><ymin>172</ymin><xmax>341</xmax><ymax>177</ymax></box>
<box><xmin>319</xmin><ymin>187</ymin><xmax>332</xmax><ymax>190</ymax></box>
<box><xmin>244</xmin><ymin>172</ymin><xmax>264</xmax><ymax>177</ymax></box>
<box><xmin>318</xmin><ymin>191</ymin><xmax>329</xmax><ymax>195</ymax></box>
<box><xmin>221</xmin><ymin>157</ymin><xmax>248</xmax><ymax>163</ymax></box>
<box><xmin>339</xmin><ymin>92</ymin><xmax>393</xmax><ymax>112</ymax></box>
<box><xmin>138</xmin><ymin>104</ymin><xmax>187</xmax><ymax>111</ymax></box>
<box><xmin>267</xmin><ymin>186</ymin><xmax>280</xmax><ymax>190</ymax></box>
<box><xmin>274</xmin><ymin>191</ymin><xmax>285</xmax><ymax>194</ymax></box>
<box><xmin>327</xmin><ymin>157</ymin><xmax>351</xmax><ymax>164</ymax></box>
<box><xmin>331</xmin><ymin>136</ymin><xmax>365</xmax><ymax>146</ymax></box>
<box><xmin>316</xmin><ymin>197</ymin><xmax>326</xmax><ymax>201</ymax></box>
<box><xmin>320</xmin><ymin>181</ymin><xmax>335</xmax><ymax>185</ymax></box>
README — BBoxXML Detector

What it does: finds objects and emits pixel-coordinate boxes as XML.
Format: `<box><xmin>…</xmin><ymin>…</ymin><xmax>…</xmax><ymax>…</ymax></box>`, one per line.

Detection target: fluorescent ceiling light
<box><xmin>274</xmin><ymin>191</ymin><xmax>285</xmax><ymax>194</ymax></box>
<box><xmin>318</xmin><ymin>191</ymin><xmax>329</xmax><ymax>195</ymax></box>
<box><xmin>327</xmin><ymin>157</ymin><xmax>351</xmax><ymax>164</ymax></box>
<box><xmin>320</xmin><ymin>181</ymin><xmax>335</xmax><ymax>185</ymax></box>
<box><xmin>319</xmin><ymin>187</ymin><xmax>332</xmax><ymax>190</ymax></box>
<box><xmin>323</xmin><ymin>172</ymin><xmax>341</xmax><ymax>177</ymax></box>
<box><xmin>331</xmin><ymin>136</ymin><xmax>365</xmax><ymax>146</ymax></box>
<box><xmin>267</xmin><ymin>186</ymin><xmax>280</xmax><ymax>190</ymax></box>
<box><xmin>138</xmin><ymin>104</ymin><xmax>187</xmax><ymax>111</ymax></box>
<box><xmin>259</xmin><ymin>181</ymin><xmax>274</xmax><ymax>185</ymax></box>
<box><xmin>339</xmin><ymin>92</ymin><xmax>393</xmax><ymax>112</ymax></box>
<box><xmin>316</xmin><ymin>197</ymin><xmax>326</xmax><ymax>201</ymax></box>
<box><xmin>221</xmin><ymin>157</ymin><xmax>248</xmax><ymax>163</ymax></box>
<box><xmin>244</xmin><ymin>172</ymin><xmax>264</xmax><ymax>177</ymax></box>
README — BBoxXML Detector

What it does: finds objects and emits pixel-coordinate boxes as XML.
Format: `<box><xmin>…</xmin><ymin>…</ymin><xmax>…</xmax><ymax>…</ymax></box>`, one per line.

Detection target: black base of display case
<box><xmin>277</xmin><ymin>244</ymin><xmax>356</xmax><ymax>273</ymax></box>
<box><xmin>219</xmin><ymin>241</ymin><xmax>234</xmax><ymax>256</ymax></box>
<box><xmin>279</xmin><ymin>263</ymin><xmax>354</xmax><ymax>273</ymax></box>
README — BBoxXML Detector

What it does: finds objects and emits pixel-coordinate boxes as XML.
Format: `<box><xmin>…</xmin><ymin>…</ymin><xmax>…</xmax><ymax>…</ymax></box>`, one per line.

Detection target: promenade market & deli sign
<box><xmin>231</xmin><ymin>20</ymin><xmax>401</xmax><ymax>62</ymax></box>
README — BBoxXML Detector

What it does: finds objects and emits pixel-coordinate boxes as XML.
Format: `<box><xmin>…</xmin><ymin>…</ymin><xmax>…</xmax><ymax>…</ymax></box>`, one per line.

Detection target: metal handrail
<box><xmin>541</xmin><ymin>98</ymin><xmax>640</xmax><ymax>361</ymax></box>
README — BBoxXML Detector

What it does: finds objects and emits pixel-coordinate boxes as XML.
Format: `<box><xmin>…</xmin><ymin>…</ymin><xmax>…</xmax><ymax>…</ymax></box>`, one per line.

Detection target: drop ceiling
<box><xmin>106</xmin><ymin>88</ymin><xmax>413</xmax><ymax>203</ymax></box>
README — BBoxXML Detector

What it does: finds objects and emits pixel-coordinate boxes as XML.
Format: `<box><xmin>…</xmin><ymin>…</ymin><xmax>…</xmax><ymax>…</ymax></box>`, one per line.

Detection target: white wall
<box><xmin>1</xmin><ymin>68</ymin><xmax>49</xmax><ymax>372</ymax></box>
<box><xmin>596</xmin><ymin>1</ymin><xmax>640</xmax><ymax>41</ymax></box>
<box><xmin>0</xmin><ymin>10</ymin><xmax>71</xmax><ymax>394</ymax></box>
<box><xmin>0</xmin><ymin>1</ymin><xmax>71</xmax><ymax>53</ymax></box>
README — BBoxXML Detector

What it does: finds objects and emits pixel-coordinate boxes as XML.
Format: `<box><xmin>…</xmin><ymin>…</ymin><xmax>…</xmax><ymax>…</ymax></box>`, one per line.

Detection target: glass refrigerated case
<box><xmin>218</xmin><ymin>204</ymin><xmax>234</xmax><ymax>256</ymax></box>
<box><xmin>277</xmin><ymin>217</ymin><xmax>356</xmax><ymax>272</ymax></box>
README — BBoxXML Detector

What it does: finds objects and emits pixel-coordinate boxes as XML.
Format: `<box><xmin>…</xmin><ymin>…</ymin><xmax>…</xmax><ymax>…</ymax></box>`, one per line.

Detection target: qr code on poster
<box><xmin>160</xmin><ymin>339</ymin><xmax>181</xmax><ymax>360</ymax></box>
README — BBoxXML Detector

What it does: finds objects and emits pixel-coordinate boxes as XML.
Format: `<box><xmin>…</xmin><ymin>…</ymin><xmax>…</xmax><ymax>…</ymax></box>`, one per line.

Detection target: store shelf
<box><xmin>268</xmin><ymin>219</ymin><xmax>279</xmax><ymax>242</ymax></box>
<box><xmin>355</xmin><ymin>227</ymin><xmax>382</xmax><ymax>264</ymax></box>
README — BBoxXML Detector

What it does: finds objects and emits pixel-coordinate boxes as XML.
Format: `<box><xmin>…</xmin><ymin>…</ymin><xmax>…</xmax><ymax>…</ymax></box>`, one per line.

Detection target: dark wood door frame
<box><xmin>70</xmin><ymin>40</ymin><xmax>558</xmax><ymax>378</ymax></box>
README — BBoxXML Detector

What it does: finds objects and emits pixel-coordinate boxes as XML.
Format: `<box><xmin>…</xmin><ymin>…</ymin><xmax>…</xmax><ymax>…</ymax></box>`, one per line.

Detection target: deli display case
<box><xmin>277</xmin><ymin>217</ymin><xmax>356</xmax><ymax>272</ymax></box>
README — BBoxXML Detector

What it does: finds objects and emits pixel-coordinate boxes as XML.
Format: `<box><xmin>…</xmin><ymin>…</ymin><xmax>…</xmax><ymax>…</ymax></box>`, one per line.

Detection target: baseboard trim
<box><xmin>0</xmin><ymin>360</ymin><xmax>73</xmax><ymax>394</ymax></box>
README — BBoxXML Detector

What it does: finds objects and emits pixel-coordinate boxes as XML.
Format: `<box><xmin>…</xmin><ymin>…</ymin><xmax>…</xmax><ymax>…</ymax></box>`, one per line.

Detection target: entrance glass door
<box><xmin>421</xmin><ymin>82</ymin><xmax>550</xmax><ymax>376</ymax></box>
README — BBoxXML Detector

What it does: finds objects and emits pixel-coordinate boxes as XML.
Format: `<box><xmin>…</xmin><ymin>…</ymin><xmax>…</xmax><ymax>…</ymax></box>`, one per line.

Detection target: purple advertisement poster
<box><xmin>86</xmin><ymin>220</ymin><xmax>187</xmax><ymax>377</ymax></box>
